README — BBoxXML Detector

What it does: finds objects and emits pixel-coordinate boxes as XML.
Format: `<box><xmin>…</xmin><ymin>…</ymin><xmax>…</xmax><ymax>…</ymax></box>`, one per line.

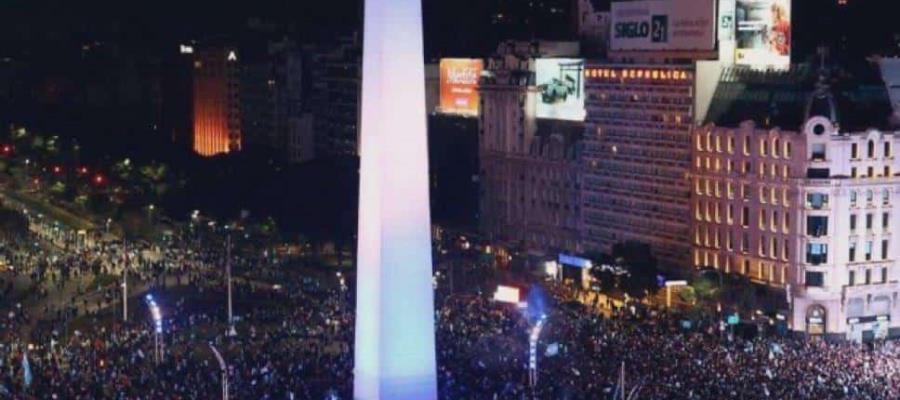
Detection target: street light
<box><xmin>225</xmin><ymin>234</ymin><xmax>236</xmax><ymax>337</ymax></box>
<box><xmin>145</xmin><ymin>294</ymin><xmax>164</xmax><ymax>364</ymax></box>
<box><xmin>208</xmin><ymin>343</ymin><xmax>229</xmax><ymax>400</ymax></box>
<box><xmin>528</xmin><ymin>314</ymin><xmax>548</xmax><ymax>388</ymax></box>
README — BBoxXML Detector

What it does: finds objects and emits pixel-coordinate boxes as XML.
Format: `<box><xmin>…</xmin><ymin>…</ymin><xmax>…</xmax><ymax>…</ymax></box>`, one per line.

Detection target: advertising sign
<box><xmin>610</xmin><ymin>0</ymin><xmax>716</xmax><ymax>51</ymax></box>
<box><xmin>735</xmin><ymin>0</ymin><xmax>791</xmax><ymax>68</ymax></box>
<box><xmin>535</xmin><ymin>58</ymin><xmax>585</xmax><ymax>121</ymax></box>
<box><xmin>558</xmin><ymin>254</ymin><xmax>592</xmax><ymax>269</ymax></box>
<box><xmin>439</xmin><ymin>58</ymin><xmax>483</xmax><ymax>116</ymax></box>
<box><xmin>493</xmin><ymin>285</ymin><xmax>521</xmax><ymax>304</ymax></box>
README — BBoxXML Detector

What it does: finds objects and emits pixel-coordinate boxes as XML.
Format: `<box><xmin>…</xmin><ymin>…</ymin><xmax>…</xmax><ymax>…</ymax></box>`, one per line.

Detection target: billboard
<box><xmin>610</xmin><ymin>0</ymin><xmax>716</xmax><ymax>51</ymax></box>
<box><xmin>493</xmin><ymin>285</ymin><xmax>521</xmax><ymax>304</ymax></box>
<box><xmin>439</xmin><ymin>58</ymin><xmax>483</xmax><ymax>116</ymax></box>
<box><xmin>735</xmin><ymin>0</ymin><xmax>791</xmax><ymax>68</ymax></box>
<box><xmin>535</xmin><ymin>58</ymin><xmax>585</xmax><ymax>121</ymax></box>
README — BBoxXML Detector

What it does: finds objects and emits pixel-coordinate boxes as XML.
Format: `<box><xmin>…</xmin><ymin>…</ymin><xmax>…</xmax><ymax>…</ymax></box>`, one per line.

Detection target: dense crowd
<box><xmin>3</xmin><ymin>214</ymin><xmax>900</xmax><ymax>398</ymax></box>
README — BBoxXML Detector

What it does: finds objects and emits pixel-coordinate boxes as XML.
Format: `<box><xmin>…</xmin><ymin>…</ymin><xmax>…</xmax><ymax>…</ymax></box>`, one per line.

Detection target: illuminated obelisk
<box><xmin>353</xmin><ymin>0</ymin><xmax>437</xmax><ymax>398</ymax></box>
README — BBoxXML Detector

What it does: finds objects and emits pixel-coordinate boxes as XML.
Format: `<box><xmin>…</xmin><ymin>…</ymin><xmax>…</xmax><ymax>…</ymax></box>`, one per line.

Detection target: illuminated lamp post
<box><xmin>528</xmin><ymin>314</ymin><xmax>548</xmax><ymax>388</ymax></box>
<box><xmin>209</xmin><ymin>343</ymin><xmax>229</xmax><ymax>400</ymax></box>
<box><xmin>145</xmin><ymin>294</ymin><xmax>164</xmax><ymax>364</ymax></box>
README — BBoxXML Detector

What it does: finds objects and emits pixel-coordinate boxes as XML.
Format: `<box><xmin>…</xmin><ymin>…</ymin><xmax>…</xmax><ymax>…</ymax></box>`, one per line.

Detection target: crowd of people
<box><xmin>3</xmin><ymin>209</ymin><xmax>900</xmax><ymax>399</ymax></box>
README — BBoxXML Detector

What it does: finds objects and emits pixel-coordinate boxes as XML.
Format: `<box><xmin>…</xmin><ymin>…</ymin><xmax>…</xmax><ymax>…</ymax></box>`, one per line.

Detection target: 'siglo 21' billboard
<box><xmin>439</xmin><ymin>58</ymin><xmax>483</xmax><ymax>117</ymax></box>
<box><xmin>735</xmin><ymin>0</ymin><xmax>791</xmax><ymax>69</ymax></box>
<box><xmin>535</xmin><ymin>58</ymin><xmax>585</xmax><ymax>121</ymax></box>
<box><xmin>610</xmin><ymin>0</ymin><xmax>716</xmax><ymax>52</ymax></box>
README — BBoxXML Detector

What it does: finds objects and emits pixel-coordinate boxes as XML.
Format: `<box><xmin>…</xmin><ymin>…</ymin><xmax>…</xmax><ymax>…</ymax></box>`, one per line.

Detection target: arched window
<box><xmin>868</xmin><ymin>140</ymin><xmax>875</xmax><ymax>158</ymax></box>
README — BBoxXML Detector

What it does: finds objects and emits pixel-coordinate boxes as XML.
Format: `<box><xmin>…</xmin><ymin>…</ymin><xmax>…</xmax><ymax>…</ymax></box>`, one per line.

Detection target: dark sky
<box><xmin>1</xmin><ymin>0</ymin><xmax>899</xmax><ymax>62</ymax></box>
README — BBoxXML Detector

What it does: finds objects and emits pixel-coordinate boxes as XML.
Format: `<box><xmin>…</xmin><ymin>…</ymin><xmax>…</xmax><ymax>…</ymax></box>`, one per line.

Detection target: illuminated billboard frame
<box><xmin>735</xmin><ymin>0</ymin><xmax>791</xmax><ymax>69</ymax></box>
<box><xmin>439</xmin><ymin>58</ymin><xmax>483</xmax><ymax>117</ymax></box>
<box><xmin>610</xmin><ymin>0</ymin><xmax>716</xmax><ymax>52</ymax></box>
<box><xmin>535</xmin><ymin>58</ymin><xmax>586</xmax><ymax>121</ymax></box>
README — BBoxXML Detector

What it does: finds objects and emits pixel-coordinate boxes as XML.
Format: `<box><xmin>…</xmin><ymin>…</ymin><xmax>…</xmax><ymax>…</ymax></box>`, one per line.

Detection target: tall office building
<box><xmin>582</xmin><ymin>64</ymin><xmax>696</xmax><ymax>268</ymax></box>
<box><xmin>304</xmin><ymin>34</ymin><xmax>362</xmax><ymax>158</ymax></box>
<box><xmin>161</xmin><ymin>44</ymin><xmax>196</xmax><ymax>149</ymax></box>
<box><xmin>193</xmin><ymin>46</ymin><xmax>242</xmax><ymax>157</ymax></box>
<box><xmin>693</xmin><ymin>63</ymin><xmax>899</xmax><ymax>340</ymax></box>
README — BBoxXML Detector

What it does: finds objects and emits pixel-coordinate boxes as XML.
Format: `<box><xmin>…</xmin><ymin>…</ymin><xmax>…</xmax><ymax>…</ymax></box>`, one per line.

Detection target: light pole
<box><xmin>528</xmin><ymin>314</ymin><xmax>548</xmax><ymax>388</ymax></box>
<box><xmin>122</xmin><ymin>239</ymin><xmax>129</xmax><ymax>322</ymax></box>
<box><xmin>225</xmin><ymin>234</ymin><xmax>236</xmax><ymax>336</ymax></box>
<box><xmin>145</xmin><ymin>295</ymin><xmax>164</xmax><ymax>364</ymax></box>
<box><xmin>209</xmin><ymin>343</ymin><xmax>229</xmax><ymax>400</ymax></box>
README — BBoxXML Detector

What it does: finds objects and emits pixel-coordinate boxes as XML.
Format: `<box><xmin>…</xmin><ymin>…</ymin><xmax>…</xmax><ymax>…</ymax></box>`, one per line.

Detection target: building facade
<box><xmin>693</xmin><ymin>64</ymin><xmax>900</xmax><ymax>339</ymax></box>
<box><xmin>193</xmin><ymin>47</ymin><xmax>241</xmax><ymax>156</ymax></box>
<box><xmin>479</xmin><ymin>41</ymin><xmax>583</xmax><ymax>254</ymax></box>
<box><xmin>582</xmin><ymin>64</ymin><xmax>696</xmax><ymax>268</ymax></box>
<box><xmin>304</xmin><ymin>33</ymin><xmax>361</xmax><ymax>158</ymax></box>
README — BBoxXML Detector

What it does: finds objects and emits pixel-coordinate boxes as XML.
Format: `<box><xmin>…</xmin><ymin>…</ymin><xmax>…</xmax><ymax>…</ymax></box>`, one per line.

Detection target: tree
<box><xmin>612</xmin><ymin>242</ymin><xmax>661</xmax><ymax>298</ymax></box>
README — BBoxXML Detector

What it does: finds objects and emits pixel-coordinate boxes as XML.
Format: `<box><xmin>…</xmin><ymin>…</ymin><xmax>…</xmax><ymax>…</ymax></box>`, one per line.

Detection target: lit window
<box><xmin>760</xmin><ymin>139</ymin><xmax>768</xmax><ymax>156</ymax></box>
<box><xmin>743</xmin><ymin>136</ymin><xmax>750</xmax><ymax>156</ymax></box>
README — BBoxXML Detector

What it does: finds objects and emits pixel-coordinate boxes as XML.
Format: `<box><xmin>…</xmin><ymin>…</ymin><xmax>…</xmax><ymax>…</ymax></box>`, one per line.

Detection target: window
<box><xmin>883</xmin><ymin>212</ymin><xmax>889</xmax><ymax>230</ymax></box>
<box><xmin>865</xmin><ymin>241</ymin><xmax>873</xmax><ymax>261</ymax></box>
<box><xmin>807</xmin><ymin>193</ymin><xmax>829</xmax><ymax>209</ymax></box>
<box><xmin>761</xmin><ymin>139</ymin><xmax>768</xmax><ymax>156</ymax></box>
<box><xmin>741</xmin><ymin>232</ymin><xmax>749</xmax><ymax>252</ymax></box>
<box><xmin>866</xmin><ymin>190</ymin><xmax>874</xmax><ymax>204</ymax></box>
<box><xmin>759</xmin><ymin>236</ymin><xmax>767</xmax><ymax>256</ymax></box>
<box><xmin>728</xmin><ymin>136</ymin><xmax>735</xmax><ymax>153</ymax></box>
<box><xmin>743</xmin><ymin>135</ymin><xmax>750</xmax><ymax>155</ymax></box>
<box><xmin>771</xmin><ymin>237</ymin><xmax>778</xmax><ymax>259</ymax></box>
<box><xmin>851</xmin><ymin>167</ymin><xmax>858</xmax><ymax>178</ymax></box>
<box><xmin>849</xmin><ymin>270</ymin><xmax>855</xmax><ymax>286</ymax></box>
<box><xmin>772</xmin><ymin>210</ymin><xmax>779</xmax><ymax>231</ymax></box>
<box><xmin>783</xmin><ymin>239</ymin><xmax>790</xmax><ymax>260</ymax></box>
<box><xmin>849</xmin><ymin>242</ymin><xmax>856</xmax><ymax>262</ymax></box>
<box><xmin>783</xmin><ymin>213</ymin><xmax>790</xmax><ymax>232</ymax></box>
<box><xmin>885</xmin><ymin>166</ymin><xmax>891</xmax><ymax>177</ymax></box>
<box><xmin>882</xmin><ymin>268</ymin><xmax>888</xmax><ymax>283</ymax></box>
<box><xmin>773</xmin><ymin>139</ymin><xmax>780</xmax><ymax>157</ymax></box>
<box><xmin>811</xmin><ymin>143</ymin><xmax>826</xmax><ymax>161</ymax></box>
<box><xmin>785</xmin><ymin>141</ymin><xmax>792</xmax><ymax>157</ymax></box>
<box><xmin>852</xmin><ymin>143</ymin><xmax>859</xmax><ymax>159</ymax></box>
<box><xmin>727</xmin><ymin>204</ymin><xmax>734</xmax><ymax>223</ymax></box>
<box><xmin>851</xmin><ymin>191</ymin><xmax>858</xmax><ymax>207</ymax></box>
<box><xmin>868</xmin><ymin>140</ymin><xmax>875</xmax><ymax>158</ymax></box>
<box><xmin>867</xmin><ymin>166</ymin><xmax>873</xmax><ymax>178</ymax></box>
<box><xmin>882</xmin><ymin>240</ymin><xmax>889</xmax><ymax>260</ymax></box>
<box><xmin>885</xmin><ymin>141</ymin><xmax>892</xmax><ymax>158</ymax></box>
<box><xmin>759</xmin><ymin>209</ymin><xmax>767</xmax><ymax>229</ymax></box>
<box><xmin>866</xmin><ymin>213</ymin><xmax>873</xmax><ymax>230</ymax></box>
<box><xmin>805</xmin><ymin>271</ymin><xmax>824</xmax><ymax>287</ymax></box>
<box><xmin>865</xmin><ymin>269</ymin><xmax>871</xmax><ymax>285</ymax></box>
<box><xmin>742</xmin><ymin>206</ymin><xmax>749</xmax><ymax>227</ymax></box>
<box><xmin>850</xmin><ymin>214</ymin><xmax>857</xmax><ymax>231</ymax></box>
<box><xmin>884</xmin><ymin>189</ymin><xmax>891</xmax><ymax>205</ymax></box>
<box><xmin>807</xmin><ymin>216</ymin><xmax>828</xmax><ymax>237</ymax></box>
<box><xmin>806</xmin><ymin>243</ymin><xmax>828</xmax><ymax>265</ymax></box>
<box><xmin>760</xmin><ymin>187</ymin><xmax>767</xmax><ymax>203</ymax></box>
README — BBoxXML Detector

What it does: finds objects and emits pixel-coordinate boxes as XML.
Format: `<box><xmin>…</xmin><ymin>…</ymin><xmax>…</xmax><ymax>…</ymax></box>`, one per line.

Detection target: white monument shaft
<box><xmin>353</xmin><ymin>0</ymin><xmax>437</xmax><ymax>398</ymax></box>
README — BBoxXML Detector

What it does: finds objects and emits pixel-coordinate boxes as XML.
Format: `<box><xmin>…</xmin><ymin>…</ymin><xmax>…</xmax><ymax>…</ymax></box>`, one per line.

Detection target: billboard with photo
<box><xmin>535</xmin><ymin>58</ymin><xmax>585</xmax><ymax>121</ymax></box>
<box><xmin>610</xmin><ymin>0</ymin><xmax>716</xmax><ymax>52</ymax></box>
<box><xmin>735</xmin><ymin>0</ymin><xmax>791</xmax><ymax>68</ymax></box>
<box><xmin>439</xmin><ymin>58</ymin><xmax>483</xmax><ymax>116</ymax></box>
